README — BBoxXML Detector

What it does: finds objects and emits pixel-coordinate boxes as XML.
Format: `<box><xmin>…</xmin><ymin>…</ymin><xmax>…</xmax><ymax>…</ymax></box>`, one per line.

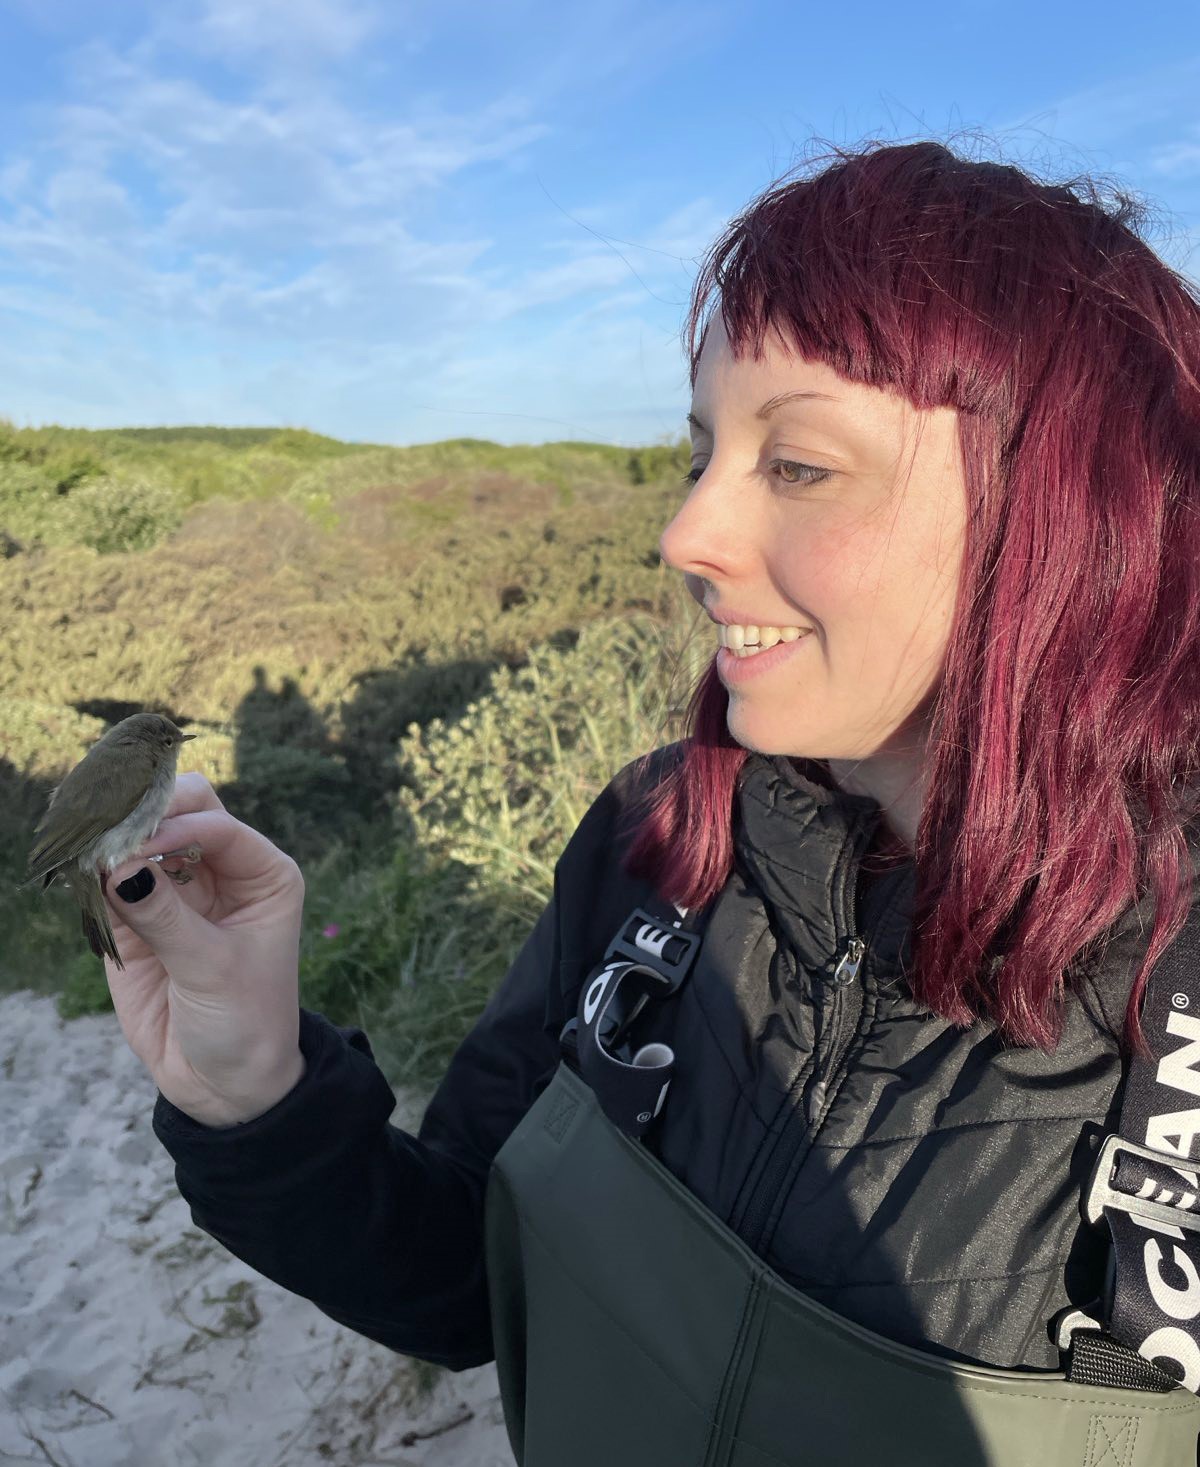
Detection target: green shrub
<box><xmin>0</xmin><ymin>425</ymin><xmax>717</xmax><ymax>1102</ymax></box>
<box><xmin>0</xmin><ymin>698</ymin><xmax>107</xmax><ymax>779</ymax></box>
<box><xmin>223</xmin><ymin>742</ymin><xmax>367</xmax><ymax>867</ymax></box>
<box><xmin>393</xmin><ymin>614</ymin><xmax>681</xmax><ymax>891</ymax></box>
<box><xmin>58</xmin><ymin>948</ymin><xmax>115</xmax><ymax>1020</ymax></box>
<box><xmin>302</xmin><ymin>613</ymin><xmax>709</xmax><ymax>1091</ymax></box>
<box><xmin>46</xmin><ymin>473</ymin><xmax>184</xmax><ymax>554</ymax></box>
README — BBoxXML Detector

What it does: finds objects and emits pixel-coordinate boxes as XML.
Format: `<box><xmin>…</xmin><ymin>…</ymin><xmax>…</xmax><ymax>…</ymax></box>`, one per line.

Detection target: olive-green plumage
<box><xmin>23</xmin><ymin>712</ymin><xmax>196</xmax><ymax>970</ymax></box>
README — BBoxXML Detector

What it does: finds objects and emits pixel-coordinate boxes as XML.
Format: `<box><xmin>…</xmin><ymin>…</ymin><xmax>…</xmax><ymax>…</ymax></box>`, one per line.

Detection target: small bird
<box><xmin>23</xmin><ymin>712</ymin><xmax>201</xmax><ymax>970</ymax></box>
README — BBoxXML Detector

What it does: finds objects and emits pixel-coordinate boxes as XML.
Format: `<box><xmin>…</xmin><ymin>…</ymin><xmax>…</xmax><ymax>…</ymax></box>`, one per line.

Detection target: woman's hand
<box><xmin>102</xmin><ymin>772</ymin><xmax>308</xmax><ymax>1127</ymax></box>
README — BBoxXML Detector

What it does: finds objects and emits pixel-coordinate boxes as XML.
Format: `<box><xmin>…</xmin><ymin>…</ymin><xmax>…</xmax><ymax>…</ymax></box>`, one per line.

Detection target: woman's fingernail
<box><xmin>115</xmin><ymin>867</ymin><xmax>155</xmax><ymax>903</ymax></box>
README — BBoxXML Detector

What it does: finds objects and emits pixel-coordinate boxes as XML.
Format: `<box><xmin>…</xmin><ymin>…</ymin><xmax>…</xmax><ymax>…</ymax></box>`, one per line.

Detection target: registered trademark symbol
<box><xmin>1173</xmin><ymin>992</ymin><xmax>1190</xmax><ymax>1010</ymax></box>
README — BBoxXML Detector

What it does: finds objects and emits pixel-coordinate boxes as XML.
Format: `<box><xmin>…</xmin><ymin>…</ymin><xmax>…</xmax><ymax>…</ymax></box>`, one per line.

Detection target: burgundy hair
<box><xmin>619</xmin><ymin>137</ymin><xmax>1200</xmax><ymax>1053</ymax></box>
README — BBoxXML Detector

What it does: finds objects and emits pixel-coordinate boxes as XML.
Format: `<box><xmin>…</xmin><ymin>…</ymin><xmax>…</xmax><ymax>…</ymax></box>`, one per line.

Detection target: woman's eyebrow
<box><xmin>756</xmin><ymin>389</ymin><xmax>842</xmax><ymax>418</ymax></box>
<box><xmin>687</xmin><ymin>390</ymin><xmax>842</xmax><ymax>433</ymax></box>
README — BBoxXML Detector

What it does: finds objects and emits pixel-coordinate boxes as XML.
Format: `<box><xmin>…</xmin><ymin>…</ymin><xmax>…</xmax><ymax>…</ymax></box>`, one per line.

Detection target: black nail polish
<box><xmin>116</xmin><ymin>867</ymin><xmax>155</xmax><ymax>902</ymax></box>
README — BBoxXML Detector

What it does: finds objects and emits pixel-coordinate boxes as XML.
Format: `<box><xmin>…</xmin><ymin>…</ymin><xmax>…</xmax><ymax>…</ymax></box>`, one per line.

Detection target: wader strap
<box><xmin>1063</xmin><ymin>895</ymin><xmax>1200</xmax><ymax>1395</ymax></box>
<box><xmin>558</xmin><ymin>891</ymin><xmax>713</xmax><ymax>1139</ymax></box>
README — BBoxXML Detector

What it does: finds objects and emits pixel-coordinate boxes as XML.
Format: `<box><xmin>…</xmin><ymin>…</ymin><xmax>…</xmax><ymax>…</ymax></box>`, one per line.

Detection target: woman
<box><xmin>104</xmin><ymin>139</ymin><xmax>1200</xmax><ymax>1463</ymax></box>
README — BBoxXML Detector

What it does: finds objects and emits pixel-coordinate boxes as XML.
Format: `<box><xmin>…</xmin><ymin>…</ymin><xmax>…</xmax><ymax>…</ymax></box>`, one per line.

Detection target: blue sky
<box><xmin>1</xmin><ymin>0</ymin><xmax>1198</xmax><ymax>447</ymax></box>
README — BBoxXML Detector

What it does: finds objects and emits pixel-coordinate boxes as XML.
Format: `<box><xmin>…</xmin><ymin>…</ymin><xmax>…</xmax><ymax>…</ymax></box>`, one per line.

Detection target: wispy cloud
<box><xmin>0</xmin><ymin>3</ymin><xmax>708</xmax><ymax>439</ymax></box>
<box><xmin>184</xmin><ymin>0</ymin><xmax>382</xmax><ymax>64</ymax></box>
<box><xmin>1148</xmin><ymin>131</ymin><xmax>1200</xmax><ymax>180</ymax></box>
<box><xmin>0</xmin><ymin>37</ymin><xmax>546</xmax><ymax>341</ymax></box>
<box><xmin>991</xmin><ymin>55</ymin><xmax>1200</xmax><ymax>191</ymax></box>
<box><xmin>8</xmin><ymin>2</ymin><xmax>1191</xmax><ymax>443</ymax></box>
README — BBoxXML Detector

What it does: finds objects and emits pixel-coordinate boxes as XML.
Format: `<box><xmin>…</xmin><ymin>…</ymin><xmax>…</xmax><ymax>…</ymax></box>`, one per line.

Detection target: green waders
<box><xmin>484</xmin><ymin>1058</ymin><xmax>1200</xmax><ymax>1466</ymax></box>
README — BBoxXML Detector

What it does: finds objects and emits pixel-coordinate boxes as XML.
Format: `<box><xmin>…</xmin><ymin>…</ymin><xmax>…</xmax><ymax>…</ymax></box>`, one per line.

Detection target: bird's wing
<box><xmin>25</xmin><ymin>738</ymin><xmax>155</xmax><ymax>882</ymax></box>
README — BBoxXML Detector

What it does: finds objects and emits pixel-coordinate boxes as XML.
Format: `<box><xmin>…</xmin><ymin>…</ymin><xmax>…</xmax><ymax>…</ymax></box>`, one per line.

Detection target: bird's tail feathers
<box><xmin>77</xmin><ymin>869</ymin><xmax>125</xmax><ymax>972</ymax></box>
<box><xmin>15</xmin><ymin>864</ymin><xmax>65</xmax><ymax>893</ymax></box>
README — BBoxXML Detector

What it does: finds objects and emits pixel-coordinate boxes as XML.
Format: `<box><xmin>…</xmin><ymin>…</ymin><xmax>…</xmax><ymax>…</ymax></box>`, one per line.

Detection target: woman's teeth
<box><xmin>719</xmin><ymin>624</ymin><xmax>808</xmax><ymax>657</ymax></box>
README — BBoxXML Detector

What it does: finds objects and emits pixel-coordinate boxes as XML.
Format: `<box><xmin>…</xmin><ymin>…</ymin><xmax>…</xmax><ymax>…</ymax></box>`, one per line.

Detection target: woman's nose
<box><xmin>658</xmin><ymin>477</ymin><xmax>744</xmax><ymax>579</ymax></box>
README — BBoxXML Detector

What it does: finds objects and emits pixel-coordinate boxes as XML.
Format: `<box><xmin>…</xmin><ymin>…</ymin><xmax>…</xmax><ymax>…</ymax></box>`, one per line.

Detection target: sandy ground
<box><xmin>0</xmin><ymin>991</ymin><xmax>517</xmax><ymax>1467</ymax></box>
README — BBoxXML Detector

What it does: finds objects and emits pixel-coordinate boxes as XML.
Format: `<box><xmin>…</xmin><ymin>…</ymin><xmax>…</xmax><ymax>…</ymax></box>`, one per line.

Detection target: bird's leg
<box><xmin>147</xmin><ymin>844</ymin><xmax>204</xmax><ymax>885</ymax></box>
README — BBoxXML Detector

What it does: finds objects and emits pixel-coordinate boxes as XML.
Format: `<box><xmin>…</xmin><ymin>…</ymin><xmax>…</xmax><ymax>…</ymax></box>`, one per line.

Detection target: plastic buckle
<box><xmin>1084</xmin><ymin>1133</ymin><xmax>1200</xmax><ymax>1232</ymax></box>
<box><xmin>602</xmin><ymin>906</ymin><xmax>701</xmax><ymax>996</ymax></box>
<box><xmin>1053</xmin><ymin>1304</ymin><xmax>1104</xmax><ymax>1352</ymax></box>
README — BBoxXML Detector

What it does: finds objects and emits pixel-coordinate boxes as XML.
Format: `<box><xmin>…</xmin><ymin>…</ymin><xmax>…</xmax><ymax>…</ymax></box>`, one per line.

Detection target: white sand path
<box><xmin>0</xmin><ymin>991</ymin><xmax>516</xmax><ymax>1467</ymax></box>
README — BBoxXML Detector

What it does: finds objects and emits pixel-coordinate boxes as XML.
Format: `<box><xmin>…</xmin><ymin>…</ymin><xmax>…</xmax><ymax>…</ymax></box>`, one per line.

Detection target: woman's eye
<box><xmin>680</xmin><ymin>461</ymin><xmax>832</xmax><ymax>488</ymax></box>
<box><xmin>771</xmin><ymin>459</ymin><xmax>832</xmax><ymax>487</ymax></box>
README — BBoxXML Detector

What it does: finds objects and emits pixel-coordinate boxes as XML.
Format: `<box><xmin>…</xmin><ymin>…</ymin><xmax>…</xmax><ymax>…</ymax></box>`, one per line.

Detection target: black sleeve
<box><xmin>150</xmin><ymin>776</ymin><xmax>626</xmax><ymax>1371</ymax></box>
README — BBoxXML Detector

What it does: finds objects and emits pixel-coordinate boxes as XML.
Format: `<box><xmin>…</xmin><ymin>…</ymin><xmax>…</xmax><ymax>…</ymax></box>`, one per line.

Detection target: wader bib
<box><xmin>484</xmin><ymin>896</ymin><xmax>1200</xmax><ymax>1465</ymax></box>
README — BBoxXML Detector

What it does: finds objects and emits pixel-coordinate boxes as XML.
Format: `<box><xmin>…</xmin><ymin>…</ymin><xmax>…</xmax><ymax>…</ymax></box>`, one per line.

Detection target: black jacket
<box><xmin>151</xmin><ymin>743</ymin><xmax>1168</xmax><ymax>1373</ymax></box>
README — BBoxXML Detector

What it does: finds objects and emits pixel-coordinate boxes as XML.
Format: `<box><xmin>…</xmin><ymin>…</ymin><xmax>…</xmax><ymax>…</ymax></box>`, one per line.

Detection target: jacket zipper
<box><xmin>738</xmin><ymin>934</ymin><xmax>868</xmax><ymax>1254</ymax></box>
<box><xmin>736</xmin><ymin>822</ymin><xmax>875</xmax><ymax>1255</ymax></box>
<box><xmin>805</xmin><ymin>937</ymin><xmax>866</xmax><ymax>1123</ymax></box>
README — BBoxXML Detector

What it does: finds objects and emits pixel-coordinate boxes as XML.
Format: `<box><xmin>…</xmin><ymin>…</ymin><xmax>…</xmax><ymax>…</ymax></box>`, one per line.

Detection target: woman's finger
<box><xmin>113</xmin><ymin>809</ymin><xmax>291</xmax><ymax>889</ymax></box>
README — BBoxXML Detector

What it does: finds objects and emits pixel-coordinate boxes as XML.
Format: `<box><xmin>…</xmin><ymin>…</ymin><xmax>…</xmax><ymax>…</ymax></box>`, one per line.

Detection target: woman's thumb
<box><xmin>105</xmin><ymin>860</ymin><xmax>197</xmax><ymax>954</ymax></box>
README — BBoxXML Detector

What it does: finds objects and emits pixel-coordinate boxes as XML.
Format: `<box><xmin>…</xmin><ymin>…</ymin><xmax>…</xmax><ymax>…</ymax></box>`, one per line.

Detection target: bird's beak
<box><xmin>181</xmin><ymin>734</ymin><xmax>197</xmax><ymax>742</ymax></box>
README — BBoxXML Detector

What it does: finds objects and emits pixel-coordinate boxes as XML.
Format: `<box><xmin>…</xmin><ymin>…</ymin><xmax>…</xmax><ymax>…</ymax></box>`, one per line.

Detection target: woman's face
<box><xmin>658</xmin><ymin>312</ymin><xmax>967</xmax><ymax>765</ymax></box>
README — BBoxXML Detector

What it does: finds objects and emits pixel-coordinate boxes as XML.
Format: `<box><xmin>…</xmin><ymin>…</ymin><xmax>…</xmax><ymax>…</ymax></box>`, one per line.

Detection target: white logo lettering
<box><xmin>1130</xmin><ymin>1005</ymin><xmax>1200</xmax><ymax>1377</ymax></box>
<box><xmin>584</xmin><ymin>965</ymin><xmax>619</xmax><ymax>1026</ymax></box>
<box><xmin>1156</xmin><ymin>1012</ymin><xmax>1200</xmax><ymax>1098</ymax></box>
<box><xmin>1140</xmin><ymin>1325</ymin><xmax>1200</xmax><ymax>1393</ymax></box>
<box><xmin>1145</xmin><ymin>1238</ymin><xmax>1200</xmax><ymax>1320</ymax></box>
<box><xmin>1146</xmin><ymin>1108</ymin><xmax>1200</xmax><ymax>1160</ymax></box>
<box><xmin>634</xmin><ymin>922</ymin><xmax>673</xmax><ymax>959</ymax></box>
